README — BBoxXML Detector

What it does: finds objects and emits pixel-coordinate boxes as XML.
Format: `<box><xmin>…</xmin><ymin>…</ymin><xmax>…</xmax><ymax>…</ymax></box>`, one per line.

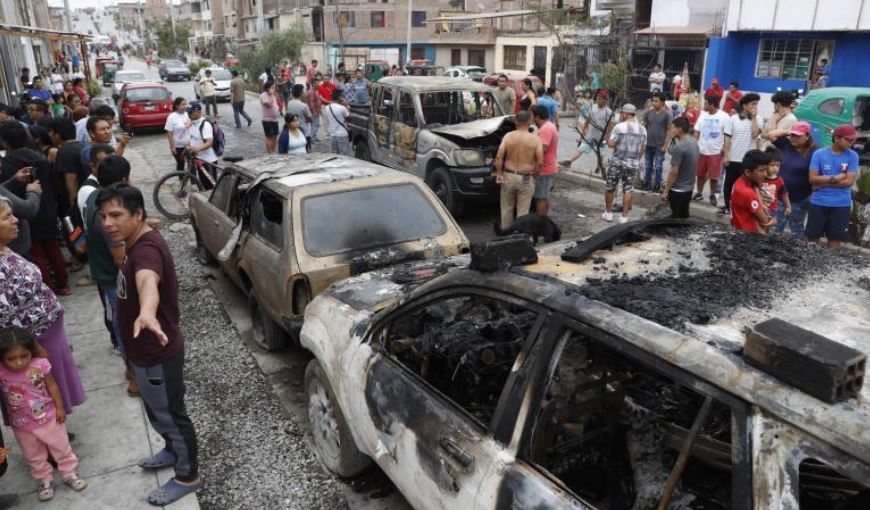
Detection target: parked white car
<box><xmin>112</xmin><ymin>69</ymin><xmax>149</xmax><ymax>101</ymax></box>
<box><xmin>193</xmin><ymin>67</ymin><xmax>232</xmax><ymax>102</ymax></box>
<box><xmin>443</xmin><ymin>66</ymin><xmax>487</xmax><ymax>80</ymax></box>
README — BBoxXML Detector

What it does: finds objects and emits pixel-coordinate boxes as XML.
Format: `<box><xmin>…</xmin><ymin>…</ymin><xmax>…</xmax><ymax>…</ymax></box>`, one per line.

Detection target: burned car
<box><xmin>301</xmin><ymin>220</ymin><xmax>870</xmax><ymax>509</ymax></box>
<box><xmin>189</xmin><ymin>154</ymin><xmax>468</xmax><ymax>351</ymax></box>
<box><xmin>348</xmin><ymin>76</ymin><xmax>514</xmax><ymax>216</ymax></box>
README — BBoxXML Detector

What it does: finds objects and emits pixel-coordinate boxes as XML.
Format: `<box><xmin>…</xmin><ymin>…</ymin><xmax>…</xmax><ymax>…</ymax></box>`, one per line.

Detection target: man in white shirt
<box><xmin>693</xmin><ymin>95</ymin><xmax>731</xmax><ymax>206</ymax></box>
<box><xmin>322</xmin><ymin>90</ymin><xmax>350</xmax><ymax>156</ymax></box>
<box><xmin>648</xmin><ymin>64</ymin><xmax>666</xmax><ymax>93</ymax></box>
<box><xmin>720</xmin><ymin>93</ymin><xmax>762</xmax><ymax>215</ymax></box>
<box><xmin>185</xmin><ymin>101</ymin><xmax>219</xmax><ymax>186</ymax></box>
<box><xmin>199</xmin><ymin>69</ymin><xmax>218</xmax><ymax>118</ymax></box>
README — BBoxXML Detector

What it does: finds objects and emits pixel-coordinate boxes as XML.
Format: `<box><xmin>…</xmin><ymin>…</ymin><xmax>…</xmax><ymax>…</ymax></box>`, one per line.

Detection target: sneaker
<box><xmin>692</xmin><ymin>193</ymin><xmax>703</xmax><ymax>201</ymax></box>
<box><xmin>618</xmin><ymin>215</ymin><xmax>629</xmax><ymax>224</ymax></box>
<box><xmin>722</xmin><ymin>207</ymin><xmax>731</xmax><ymax>216</ymax></box>
<box><xmin>247</xmin><ymin>119</ymin><xmax>252</xmax><ymax>127</ymax></box>
<box><xmin>716</xmin><ymin>206</ymin><xmax>729</xmax><ymax>216</ymax></box>
<box><xmin>709</xmin><ymin>194</ymin><xmax>718</xmax><ymax>207</ymax></box>
<box><xmin>37</xmin><ymin>481</ymin><xmax>55</xmax><ymax>502</ymax></box>
<box><xmin>652</xmin><ymin>183</ymin><xmax>662</xmax><ymax>193</ymax></box>
<box><xmin>559</xmin><ymin>160</ymin><xmax>572</xmax><ymax>168</ymax></box>
<box><xmin>111</xmin><ymin>345</ymin><xmax>123</xmax><ymax>356</ymax></box>
<box><xmin>63</xmin><ymin>474</ymin><xmax>88</xmax><ymax>492</ymax></box>
<box><xmin>601</xmin><ymin>211</ymin><xmax>614</xmax><ymax>222</ymax></box>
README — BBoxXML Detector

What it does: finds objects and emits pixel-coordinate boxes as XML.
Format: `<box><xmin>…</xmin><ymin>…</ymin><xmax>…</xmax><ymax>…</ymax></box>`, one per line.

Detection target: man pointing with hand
<box><xmin>97</xmin><ymin>183</ymin><xmax>201</xmax><ymax>506</ymax></box>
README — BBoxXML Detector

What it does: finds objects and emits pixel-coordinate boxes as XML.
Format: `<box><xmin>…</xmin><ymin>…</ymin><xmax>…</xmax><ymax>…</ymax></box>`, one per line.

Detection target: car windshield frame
<box><xmin>124</xmin><ymin>87</ymin><xmax>171</xmax><ymax>102</ymax></box>
<box><xmin>300</xmin><ymin>183</ymin><xmax>448</xmax><ymax>257</ymax></box>
<box><xmin>418</xmin><ymin>89</ymin><xmax>504</xmax><ymax>126</ymax></box>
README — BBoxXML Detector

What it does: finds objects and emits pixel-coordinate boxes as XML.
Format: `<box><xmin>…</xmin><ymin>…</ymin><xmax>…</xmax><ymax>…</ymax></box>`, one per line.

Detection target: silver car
<box><xmin>193</xmin><ymin>67</ymin><xmax>232</xmax><ymax>102</ymax></box>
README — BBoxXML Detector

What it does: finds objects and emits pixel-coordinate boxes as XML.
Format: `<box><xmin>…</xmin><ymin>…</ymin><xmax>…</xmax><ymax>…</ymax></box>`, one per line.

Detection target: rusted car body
<box><xmin>189</xmin><ymin>154</ymin><xmax>469</xmax><ymax>351</ymax></box>
<box><xmin>348</xmin><ymin>76</ymin><xmax>514</xmax><ymax>216</ymax></box>
<box><xmin>301</xmin><ymin>220</ymin><xmax>870</xmax><ymax>509</ymax></box>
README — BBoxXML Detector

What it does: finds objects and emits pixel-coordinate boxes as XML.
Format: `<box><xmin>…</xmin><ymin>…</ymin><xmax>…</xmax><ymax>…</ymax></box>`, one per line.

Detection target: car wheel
<box><xmin>248</xmin><ymin>291</ymin><xmax>289</xmax><ymax>351</ymax></box>
<box><xmin>193</xmin><ymin>227</ymin><xmax>215</xmax><ymax>266</ymax></box>
<box><xmin>354</xmin><ymin>141</ymin><xmax>371</xmax><ymax>161</ymax></box>
<box><xmin>305</xmin><ymin>361</ymin><xmax>371</xmax><ymax>477</ymax></box>
<box><xmin>427</xmin><ymin>166</ymin><xmax>463</xmax><ymax>217</ymax></box>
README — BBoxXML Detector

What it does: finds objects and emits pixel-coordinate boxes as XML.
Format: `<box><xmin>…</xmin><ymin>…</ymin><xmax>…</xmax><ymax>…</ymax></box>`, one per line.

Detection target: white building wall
<box><xmin>494</xmin><ymin>34</ymin><xmax>557</xmax><ymax>84</ymax></box>
<box><xmin>649</xmin><ymin>0</ymin><xmax>728</xmax><ymax>28</ymax></box>
<box><xmin>726</xmin><ymin>0</ymin><xmax>870</xmax><ymax>32</ymax></box>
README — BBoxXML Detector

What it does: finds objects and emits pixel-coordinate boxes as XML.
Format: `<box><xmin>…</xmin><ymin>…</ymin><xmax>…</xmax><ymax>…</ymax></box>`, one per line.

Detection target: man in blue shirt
<box><xmin>805</xmin><ymin>124</ymin><xmax>859</xmax><ymax>250</ymax></box>
<box><xmin>28</xmin><ymin>76</ymin><xmax>53</xmax><ymax>103</ymax></box>
<box><xmin>349</xmin><ymin>69</ymin><xmax>369</xmax><ymax>104</ymax></box>
<box><xmin>537</xmin><ymin>87</ymin><xmax>560</xmax><ymax>128</ymax></box>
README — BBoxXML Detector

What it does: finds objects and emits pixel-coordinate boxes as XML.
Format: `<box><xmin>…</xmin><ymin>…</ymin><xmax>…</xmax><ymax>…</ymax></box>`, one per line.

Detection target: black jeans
<box><xmin>669</xmin><ymin>189</ymin><xmax>692</xmax><ymax>218</ymax></box>
<box><xmin>172</xmin><ymin>146</ymin><xmax>186</xmax><ymax>171</ymax></box>
<box><xmin>723</xmin><ymin>161</ymin><xmax>743</xmax><ymax>209</ymax></box>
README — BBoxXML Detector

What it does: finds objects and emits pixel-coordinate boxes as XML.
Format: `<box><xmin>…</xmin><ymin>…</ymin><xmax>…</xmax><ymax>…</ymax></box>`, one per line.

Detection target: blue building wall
<box><xmin>705</xmin><ymin>32</ymin><xmax>870</xmax><ymax>94</ymax></box>
<box><xmin>327</xmin><ymin>43</ymin><xmax>436</xmax><ymax>68</ymax></box>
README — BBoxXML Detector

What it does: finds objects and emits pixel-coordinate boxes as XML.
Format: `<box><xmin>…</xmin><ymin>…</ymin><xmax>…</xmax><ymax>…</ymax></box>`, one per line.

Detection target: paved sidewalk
<box><xmin>2</xmin><ymin>279</ymin><xmax>199</xmax><ymax>510</ymax></box>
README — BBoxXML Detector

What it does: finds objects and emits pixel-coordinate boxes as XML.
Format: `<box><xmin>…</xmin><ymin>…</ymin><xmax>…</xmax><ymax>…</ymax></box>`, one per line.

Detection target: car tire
<box><xmin>248</xmin><ymin>291</ymin><xmax>289</xmax><ymax>351</ymax></box>
<box><xmin>193</xmin><ymin>226</ymin><xmax>215</xmax><ymax>266</ymax></box>
<box><xmin>354</xmin><ymin>141</ymin><xmax>372</xmax><ymax>161</ymax></box>
<box><xmin>427</xmin><ymin>166</ymin><xmax>463</xmax><ymax>217</ymax></box>
<box><xmin>305</xmin><ymin>361</ymin><xmax>371</xmax><ymax>478</ymax></box>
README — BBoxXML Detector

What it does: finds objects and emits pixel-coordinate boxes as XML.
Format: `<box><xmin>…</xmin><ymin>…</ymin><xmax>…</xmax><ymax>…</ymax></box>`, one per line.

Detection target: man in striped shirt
<box><xmin>719</xmin><ymin>93</ymin><xmax>762</xmax><ymax>216</ymax></box>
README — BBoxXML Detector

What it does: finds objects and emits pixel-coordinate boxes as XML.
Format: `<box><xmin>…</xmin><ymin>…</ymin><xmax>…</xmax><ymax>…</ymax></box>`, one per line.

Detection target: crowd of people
<box><xmin>0</xmin><ymin>85</ymin><xmax>200</xmax><ymax>505</ymax></box>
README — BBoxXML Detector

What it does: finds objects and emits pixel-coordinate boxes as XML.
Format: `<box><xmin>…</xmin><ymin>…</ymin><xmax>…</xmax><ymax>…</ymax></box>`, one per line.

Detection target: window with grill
<box><xmin>371</xmin><ymin>11</ymin><xmax>385</xmax><ymax>27</ymax></box>
<box><xmin>468</xmin><ymin>49</ymin><xmax>485</xmax><ymax>68</ymax></box>
<box><xmin>503</xmin><ymin>45</ymin><xmax>526</xmax><ymax>70</ymax></box>
<box><xmin>411</xmin><ymin>11</ymin><xmax>426</xmax><ymax>27</ymax></box>
<box><xmin>756</xmin><ymin>38</ymin><xmax>815</xmax><ymax>80</ymax></box>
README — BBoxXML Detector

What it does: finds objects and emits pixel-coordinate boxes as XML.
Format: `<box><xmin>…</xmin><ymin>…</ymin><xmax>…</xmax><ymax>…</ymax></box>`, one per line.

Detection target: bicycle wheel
<box><xmin>153</xmin><ymin>171</ymin><xmax>198</xmax><ymax>219</ymax></box>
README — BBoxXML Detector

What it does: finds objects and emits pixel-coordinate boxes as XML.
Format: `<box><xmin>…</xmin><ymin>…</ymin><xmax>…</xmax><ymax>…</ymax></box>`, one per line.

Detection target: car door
<box><xmin>239</xmin><ymin>186</ymin><xmax>290</xmax><ymax>320</ymax></box>
<box><xmin>197</xmin><ymin>172</ymin><xmax>241</xmax><ymax>272</ymax></box>
<box><xmin>362</xmin><ymin>289</ymin><xmax>548</xmax><ymax>510</ymax></box>
<box><xmin>371</xmin><ymin>84</ymin><xmax>397</xmax><ymax>168</ymax></box>
<box><xmin>813</xmin><ymin>94</ymin><xmax>848</xmax><ymax>145</ymax></box>
<box><xmin>391</xmin><ymin>90</ymin><xmax>420</xmax><ymax>170</ymax></box>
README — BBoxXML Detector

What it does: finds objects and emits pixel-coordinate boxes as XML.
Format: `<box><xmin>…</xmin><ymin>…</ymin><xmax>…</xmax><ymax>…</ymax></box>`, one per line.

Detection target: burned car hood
<box><xmin>428</xmin><ymin>116</ymin><xmax>512</xmax><ymax>141</ymax></box>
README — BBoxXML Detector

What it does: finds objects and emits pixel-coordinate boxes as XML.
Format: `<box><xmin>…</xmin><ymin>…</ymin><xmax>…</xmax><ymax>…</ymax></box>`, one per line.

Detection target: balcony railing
<box><xmin>431</xmin><ymin>25</ymin><xmax>496</xmax><ymax>44</ymax></box>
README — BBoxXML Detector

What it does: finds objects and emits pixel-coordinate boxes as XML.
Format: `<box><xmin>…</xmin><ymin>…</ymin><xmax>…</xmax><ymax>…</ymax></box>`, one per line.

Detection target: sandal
<box><xmin>63</xmin><ymin>474</ymin><xmax>88</xmax><ymax>491</ymax></box>
<box><xmin>146</xmin><ymin>478</ymin><xmax>202</xmax><ymax>506</ymax></box>
<box><xmin>37</xmin><ymin>481</ymin><xmax>55</xmax><ymax>502</ymax></box>
<box><xmin>138</xmin><ymin>449</ymin><xmax>176</xmax><ymax>470</ymax></box>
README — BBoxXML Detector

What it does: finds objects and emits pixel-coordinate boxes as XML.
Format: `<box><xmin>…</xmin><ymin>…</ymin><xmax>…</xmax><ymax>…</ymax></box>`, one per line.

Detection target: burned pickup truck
<box><xmin>301</xmin><ymin>220</ymin><xmax>870</xmax><ymax>510</ymax></box>
<box><xmin>348</xmin><ymin>76</ymin><xmax>513</xmax><ymax>216</ymax></box>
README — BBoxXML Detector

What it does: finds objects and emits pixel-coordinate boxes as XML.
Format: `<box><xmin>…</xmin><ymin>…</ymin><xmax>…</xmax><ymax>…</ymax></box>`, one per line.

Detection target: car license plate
<box><xmin>144</xmin><ymin>105</ymin><xmax>156</xmax><ymax>112</ymax></box>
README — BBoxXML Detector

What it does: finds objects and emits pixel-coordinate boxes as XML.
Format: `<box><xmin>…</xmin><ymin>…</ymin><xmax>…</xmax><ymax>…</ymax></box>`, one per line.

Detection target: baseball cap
<box><xmin>788</xmin><ymin>121</ymin><xmax>811</xmax><ymax>137</ymax></box>
<box><xmin>620</xmin><ymin>103</ymin><xmax>637</xmax><ymax>114</ymax></box>
<box><xmin>187</xmin><ymin>100</ymin><xmax>202</xmax><ymax>112</ymax></box>
<box><xmin>833</xmin><ymin>124</ymin><xmax>858</xmax><ymax>141</ymax></box>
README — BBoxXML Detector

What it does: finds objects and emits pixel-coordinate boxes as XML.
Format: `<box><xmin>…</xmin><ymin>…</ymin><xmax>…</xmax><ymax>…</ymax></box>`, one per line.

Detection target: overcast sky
<box><xmin>49</xmin><ymin>0</ymin><xmax>179</xmax><ymax>8</ymax></box>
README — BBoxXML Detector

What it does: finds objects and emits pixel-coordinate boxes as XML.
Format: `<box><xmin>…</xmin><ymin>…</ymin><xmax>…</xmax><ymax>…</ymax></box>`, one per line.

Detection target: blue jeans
<box><xmin>643</xmin><ymin>145</ymin><xmax>664</xmax><ymax>187</ymax></box>
<box><xmin>98</xmin><ymin>283</ymin><xmax>123</xmax><ymax>353</ymax></box>
<box><xmin>772</xmin><ymin>197</ymin><xmax>810</xmax><ymax>237</ymax></box>
<box><xmin>310</xmin><ymin>114</ymin><xmax>320</xmax><ymax>141</ymax></box>
<box><xmin>232</xmin><ymin>101</ymin><xmax>252</xmax><ymax>127</ymax></box>
<box><xmin>330</xmin><ymin>135</ymin><xmax>350</xmax><ymax>155</ymax></box>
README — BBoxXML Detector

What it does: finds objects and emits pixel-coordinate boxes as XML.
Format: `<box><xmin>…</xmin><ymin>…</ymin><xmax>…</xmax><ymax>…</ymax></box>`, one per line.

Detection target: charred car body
<box><xmin>348</xmin><ymin>76</ymin><xmax>514</xmax><ymax>216</ymax></box>
<box><xmin>301</xmin><ymin>220</ymin><xmax>870</xmax><ymax>509</ymax></box>
<box><xmin>189</xmin><ymin>154</ymin><xmax>468</xmax><ymax>351</ymax></box>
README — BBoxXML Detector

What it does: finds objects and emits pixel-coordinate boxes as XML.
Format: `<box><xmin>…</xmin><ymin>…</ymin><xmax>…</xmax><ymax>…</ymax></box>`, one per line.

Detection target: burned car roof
<box><xmin>323</xmin><ymin>222</ymin><xmax>870</xmax><ymax>464</ymax></box>
<box><xmin>224</xmin><ymin>153</ymin><xmax>396</xmax><ymax>192</ymax></box>
<box><xmin>376</xmin><ymin>76</ymin><xmax>498</xmax><ymax>93</ymax></box>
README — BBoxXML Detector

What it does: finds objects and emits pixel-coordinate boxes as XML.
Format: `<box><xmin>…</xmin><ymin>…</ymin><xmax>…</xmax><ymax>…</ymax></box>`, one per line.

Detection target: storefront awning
<box><xmin>427</xmin><ymin>10</ymin><xmax>537</xmax><ymax>22</ymax></box>
<box><xmin>634</xmin><ymin>26</ymin><xmax>715</xmax><ymax>36</ymax></box>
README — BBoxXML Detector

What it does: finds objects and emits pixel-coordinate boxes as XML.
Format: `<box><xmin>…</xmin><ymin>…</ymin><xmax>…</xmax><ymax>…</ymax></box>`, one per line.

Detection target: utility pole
<box><xmin>257</xmin><ymin>0</ymin><xmax>264</xmax><ymax>38</ymax></box>
<box><xmin>337</xmin><ymin>1</ymin><xmax>344</xmax><ymax>70</ymax></box>
<box><xmin>170</xmin><ymin>0</ymin><xmax>178</xmax><ymax>48</ymax></box>
<box><xmin>405</xmin><ymin>0</ymin><xmax>412</xmax><ymax>64</ymax></box>
<box><xmin>63</xmin><ymin>0</ymin><xmax>73</xmax><ymax>32</ymax></box>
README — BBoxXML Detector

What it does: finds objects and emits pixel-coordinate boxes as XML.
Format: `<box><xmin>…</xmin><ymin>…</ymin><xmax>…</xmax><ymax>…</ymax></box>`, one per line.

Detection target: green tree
<box><xmin>147</xmin><ymin>20</ymin><xmax>192</xmax><ymax>58</ymax></box>
<box><xmin>234</xmin><ymin>25</ymin><xmax>307</xmax><ymax>84</ymax></box>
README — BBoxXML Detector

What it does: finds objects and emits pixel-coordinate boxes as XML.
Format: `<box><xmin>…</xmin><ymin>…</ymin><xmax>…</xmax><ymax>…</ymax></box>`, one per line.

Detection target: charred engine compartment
<box><xmin>388</xmin><ymin>295</ymin><xmax>534</xmax><ymax>425</ymax></box>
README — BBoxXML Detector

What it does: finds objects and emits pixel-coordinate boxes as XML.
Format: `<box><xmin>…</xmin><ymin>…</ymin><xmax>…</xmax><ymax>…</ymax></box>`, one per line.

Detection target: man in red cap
<box><xmin>705</xmin><ymin>77</ymin><xmax>724</xmax><ymax>107</ymax></box>
<box><xmin>805</xmin><ymin>124</ymin><xmax>859</xmax><ymax>250</ymax></box>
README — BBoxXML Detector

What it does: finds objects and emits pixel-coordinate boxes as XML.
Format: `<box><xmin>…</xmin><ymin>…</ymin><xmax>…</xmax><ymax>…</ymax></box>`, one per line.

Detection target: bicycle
<box><xmin>153</xmin><ymin>150</ymin><xmax>239</xmax><ymax>219</ymax></box>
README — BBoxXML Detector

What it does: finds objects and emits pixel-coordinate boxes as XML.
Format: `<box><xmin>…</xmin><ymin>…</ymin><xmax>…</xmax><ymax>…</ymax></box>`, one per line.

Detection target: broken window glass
<box><xmin>799</xmin><ymin>458</ymin><xmax>870</xmax><ymax>509</ymax></box>
<box><xmin>386</xmin><ymin>295</ymin><xmax>537</xmax><ymax>427</ymax></box>
<box><xmin>525</xmin><ymin>329</ymin><xmax>735</xmax><ymax>509</ymax></box>
<box><xmin>251</xmin><ymin>189</ymin><xmax>284</xmax><ymax>249</ymax></box>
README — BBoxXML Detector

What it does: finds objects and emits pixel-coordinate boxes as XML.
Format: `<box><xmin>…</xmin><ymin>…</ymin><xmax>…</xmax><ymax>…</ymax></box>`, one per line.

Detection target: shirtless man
<box><xmin>494</xmin><ymin>111</ymin><xmax>544</xmax><ymax>229</ymax></box>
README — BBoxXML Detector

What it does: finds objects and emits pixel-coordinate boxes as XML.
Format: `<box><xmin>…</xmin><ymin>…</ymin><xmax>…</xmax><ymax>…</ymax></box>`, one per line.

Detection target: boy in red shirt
<box><xmin>731</xmin><ymin>149</ymin><xmax>776</xmax><ymax>233</ymax></box>
<box><xmin>758</xmin><ymin>147</ymin><xmax>791</xmax><ymax>231</ymax></box>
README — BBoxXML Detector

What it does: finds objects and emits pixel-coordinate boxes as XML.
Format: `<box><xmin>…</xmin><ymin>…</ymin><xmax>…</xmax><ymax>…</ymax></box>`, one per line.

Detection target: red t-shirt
<box><xmin>537</xmin><ymin>121</ymin><xmax>559</xmax><ymax>175</ymax></box>
<box><xmin>117</xmin><ymin>230</ymin><xmax>184</xmax><ymax>366</ymax></box>
<box><xmin>759</xmin><ymin>176</ymin><xmax>788</xmax><ymax>211</ymax></box>
<box><xmin>731</xmin><ymin>177</ymin><xmax>762</xmax><ymax>233</ymax></box>
<box><xmin>317</xmin><ymin>82</ymin><xmax>335</xmax><ymax>103</ymax></box>
<box><xmin>723</xmin><ymin>90</ymin><xmax>743</xmax><ymax>114</ymax></box>
<box><xmin>705</xmin><ymin>85</ymin><xmax>724</xmax><ymax>104</ymax></box>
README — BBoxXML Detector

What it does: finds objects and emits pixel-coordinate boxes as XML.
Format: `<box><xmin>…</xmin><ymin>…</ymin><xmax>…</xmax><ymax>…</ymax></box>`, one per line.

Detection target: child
<box><xmin>731</xmin><ymin>149</ymin><xmax>776</xmax><ymax>233</ymax></box>
<box><xmin>757</xmin><ymin>147</ymin><xmax>791</xmax><ymax>232</ymax></box>
<box><xmin>0</xmin><ymin>328</ymin><xmax>87</xmax><ymax>502</ymax></box>
<box><xmin>49</xmin><ymin>94</ymin><xmax>66</xmax><ymax>119</ymax></box>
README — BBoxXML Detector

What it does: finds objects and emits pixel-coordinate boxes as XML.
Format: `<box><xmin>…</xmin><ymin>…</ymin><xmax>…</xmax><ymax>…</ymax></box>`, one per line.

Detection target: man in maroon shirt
<box><xmin>97</xmin><ymin>184</ymin><xmax>201</xmax><ymax>506</ymax></box>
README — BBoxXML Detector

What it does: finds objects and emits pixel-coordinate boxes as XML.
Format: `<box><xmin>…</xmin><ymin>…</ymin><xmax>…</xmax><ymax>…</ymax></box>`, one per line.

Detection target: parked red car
<box><xmin>483</xmin><ymin>73</ymin><xmax>544</xmax><ymax>113</ymax></box>
<box><xmin>117</xmin><ymin>82</ymin><xmax>173</xmax><ymax>131</ymax></box>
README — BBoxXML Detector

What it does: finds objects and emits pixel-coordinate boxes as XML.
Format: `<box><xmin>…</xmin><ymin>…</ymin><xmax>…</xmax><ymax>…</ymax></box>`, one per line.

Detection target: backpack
<box><xmin>200</xmin><ymin>118</ymin><xmax>226</xmax><ymax>156</ymax></box>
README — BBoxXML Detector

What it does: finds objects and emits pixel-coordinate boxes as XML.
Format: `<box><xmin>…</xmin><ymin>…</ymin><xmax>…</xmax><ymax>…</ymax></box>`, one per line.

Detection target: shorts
<box><xmin>533</xmin><ymin>174</ymin><xmax>555</xmax><ymax>199</ymax></box>
<box><xmin>804</xmin><ymin>204</ymin><xmax>850</xmax><ymax>241</ymax></box>
<box><xmin>578</xmin><ymin>139</ymin><xmax>603</xmax><ymax>154</ymax></box>
<box><xmin>262</xmin><ymin>121</ymin><xmax>279</xmax><ymax>137</ymax></box>
<box><xmin>696</xmin><ymin>153</ymin><xmax>723</xmax><ymax>180</ymax></box>
<box><xmin>605</xmin><ymin>162</ymin><xmax>637</xmax><ymax>193</ymax></box>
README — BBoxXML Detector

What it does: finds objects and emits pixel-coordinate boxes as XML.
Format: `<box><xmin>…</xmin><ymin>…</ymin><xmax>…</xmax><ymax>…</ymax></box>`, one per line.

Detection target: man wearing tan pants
<box><xmin>494</xmin><ymin>111</ymin><xmax>543</xmax><ymax>229</ymax></box>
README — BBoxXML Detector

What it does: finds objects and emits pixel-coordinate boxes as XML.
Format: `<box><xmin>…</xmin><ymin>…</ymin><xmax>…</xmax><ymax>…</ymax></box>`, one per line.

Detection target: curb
<box><xmin>556</xmin><ymin>170</ymin><xmax>870</xmax><ymax>256</ymax></box>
